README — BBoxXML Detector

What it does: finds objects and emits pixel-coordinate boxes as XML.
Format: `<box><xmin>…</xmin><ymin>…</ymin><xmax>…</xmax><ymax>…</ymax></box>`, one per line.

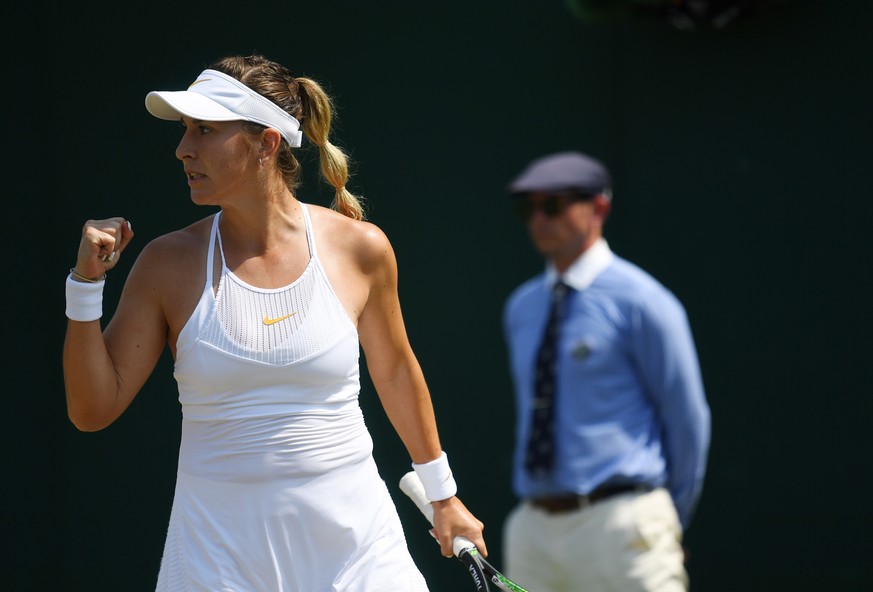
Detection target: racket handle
<box><xmin>400</xmin><ymin>471</ymin><xmax>476</xmax><ymax>558</ymax></box>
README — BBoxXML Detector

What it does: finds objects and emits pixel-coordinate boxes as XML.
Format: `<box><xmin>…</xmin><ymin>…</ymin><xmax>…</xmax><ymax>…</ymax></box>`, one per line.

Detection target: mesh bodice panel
<box><xmin>198</xmin><ymin>207</ymin><xmax>355</xmax><ymax>367</ymax></box>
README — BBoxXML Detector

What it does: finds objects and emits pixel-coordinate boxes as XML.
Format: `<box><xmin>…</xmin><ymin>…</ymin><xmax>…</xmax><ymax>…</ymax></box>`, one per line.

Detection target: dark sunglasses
<box><xmin>513</xmin><ymin>192</ymin><xmax>595</xmax><ymax>220</ymax></box>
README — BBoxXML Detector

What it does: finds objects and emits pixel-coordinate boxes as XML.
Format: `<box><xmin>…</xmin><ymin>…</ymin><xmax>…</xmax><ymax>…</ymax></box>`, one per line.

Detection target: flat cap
<box><xmin>508</xmin><ymin>151</ymin><xmax>611</xmax><ymax>195</ymax></box>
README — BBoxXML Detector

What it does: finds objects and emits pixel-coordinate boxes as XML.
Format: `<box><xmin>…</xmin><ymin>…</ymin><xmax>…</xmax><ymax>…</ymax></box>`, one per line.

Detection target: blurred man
<box><xmin>501</xmin><ymin>151</ymin><xmax>710</xmax><ymax>591</ymax></box>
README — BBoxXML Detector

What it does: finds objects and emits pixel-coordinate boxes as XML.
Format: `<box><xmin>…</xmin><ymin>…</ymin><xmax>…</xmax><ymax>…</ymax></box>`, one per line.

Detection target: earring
<box><xmin>258</xmin><ymin>157</ymin><xmax>264</xmax><ymax>166</ymax></box>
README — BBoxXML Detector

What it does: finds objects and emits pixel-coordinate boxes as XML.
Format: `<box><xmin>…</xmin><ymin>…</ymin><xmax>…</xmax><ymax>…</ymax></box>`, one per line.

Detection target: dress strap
<box><xmin>207</xmin><ymin>212</ymin><xmax>223</xmax><ymax>284</ymax></box>
<box><xmin>299</xmin><ymin>203</ymin><xmax>317</xmax><ymax>260</ymax></box>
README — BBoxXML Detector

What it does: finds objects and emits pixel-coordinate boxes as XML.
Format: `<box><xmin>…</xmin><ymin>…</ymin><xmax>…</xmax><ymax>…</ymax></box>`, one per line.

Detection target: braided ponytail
<box><xmin>296</xmin><ymin>78</ymin><xmax>365</xmax><ymax>220</ymax></box>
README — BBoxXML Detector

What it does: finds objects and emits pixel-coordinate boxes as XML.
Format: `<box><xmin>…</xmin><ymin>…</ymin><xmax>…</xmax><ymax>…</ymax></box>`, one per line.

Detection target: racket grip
<box><xmin>400</xmin><ymin>471</ymin><xmax>476</xmax><ymax>558</ymax></box>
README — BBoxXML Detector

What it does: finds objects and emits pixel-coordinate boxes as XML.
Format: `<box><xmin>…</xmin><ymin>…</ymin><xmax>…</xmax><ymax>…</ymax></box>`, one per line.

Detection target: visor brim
<box><xmin>145</xmin><ymin>90</ymin><xmax>242</xmax><ymax>122</ymax></box>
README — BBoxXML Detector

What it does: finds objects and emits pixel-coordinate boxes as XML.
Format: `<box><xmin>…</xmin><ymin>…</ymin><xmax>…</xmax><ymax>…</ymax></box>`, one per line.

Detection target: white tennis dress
<box><xmin>155</xmin><ymin>205</ymin><xmax>428</xmax><ymax>591</ymax></box>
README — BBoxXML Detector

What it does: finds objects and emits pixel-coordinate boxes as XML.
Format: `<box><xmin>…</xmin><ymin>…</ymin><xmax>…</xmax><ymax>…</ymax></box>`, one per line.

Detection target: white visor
<box><xmin>145</xmin><ymin>69</ymin><xmax>303</xmax><ymax>147</ymax></box>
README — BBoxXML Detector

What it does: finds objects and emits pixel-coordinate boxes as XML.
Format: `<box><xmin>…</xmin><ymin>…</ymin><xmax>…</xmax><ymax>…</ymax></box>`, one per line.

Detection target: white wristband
<box><xmin>411</xmin><ymin>451</ymin><xmax>458</xmax><ymax>502</ymax></box>
<box><xmin>65</xmin><ymin>274</ymin><xmax>104</xmax><ymax>322</ymax></box>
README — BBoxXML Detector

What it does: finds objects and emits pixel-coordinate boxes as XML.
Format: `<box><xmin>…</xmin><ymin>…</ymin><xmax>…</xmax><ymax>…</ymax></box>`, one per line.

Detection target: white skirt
<box><xmin>155</xmin><ymin>407</ymin><xmax>428</xmax><ymax>591</ymax></box>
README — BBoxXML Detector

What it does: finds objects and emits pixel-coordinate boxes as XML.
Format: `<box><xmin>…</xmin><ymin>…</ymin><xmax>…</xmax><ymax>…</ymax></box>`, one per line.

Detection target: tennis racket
<box><xmin>399</xmin><ymin>471</ymin><xmax>529</xmax><ymax>592</ymax></box>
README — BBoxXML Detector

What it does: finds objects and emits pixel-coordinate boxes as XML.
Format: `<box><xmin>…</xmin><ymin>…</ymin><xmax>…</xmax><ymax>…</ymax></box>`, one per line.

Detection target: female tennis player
<box><xmin>63</xmin><ymin>54</ymin><xmax>486</xmax><ymax>591</ymax></box>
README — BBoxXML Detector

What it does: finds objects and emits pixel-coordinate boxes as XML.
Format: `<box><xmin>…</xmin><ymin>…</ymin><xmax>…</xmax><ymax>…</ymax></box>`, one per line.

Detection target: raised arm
<box><xmin>63</xmin><ymin>217</ymin><xmax>168</xmax><ymax>431</ymax></box>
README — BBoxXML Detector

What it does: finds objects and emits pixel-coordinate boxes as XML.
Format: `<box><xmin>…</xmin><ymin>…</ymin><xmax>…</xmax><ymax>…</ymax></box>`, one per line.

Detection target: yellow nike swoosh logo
<box><xmin>263</xmin><ymin>312</ymin><xmax>296</xmax><ymax>325</ymax></box>
<box><xmin>188</xmin><ymin>78</ymin><xmax>211</xmax><ymax>88</ymax></box>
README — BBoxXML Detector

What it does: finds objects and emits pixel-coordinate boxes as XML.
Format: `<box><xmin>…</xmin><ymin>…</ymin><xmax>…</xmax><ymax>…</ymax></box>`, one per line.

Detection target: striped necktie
<box><xmin>524</xmin><ymin>280</ymin><xmax>570</xmax><ymax>478</ymax></box>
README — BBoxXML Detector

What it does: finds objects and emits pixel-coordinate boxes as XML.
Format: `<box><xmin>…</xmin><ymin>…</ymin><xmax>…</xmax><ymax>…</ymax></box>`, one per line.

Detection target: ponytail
<box><xmin>296</xmin><ymin>78</ymin><xmax>365</xmax><ymax>220</ymax></box>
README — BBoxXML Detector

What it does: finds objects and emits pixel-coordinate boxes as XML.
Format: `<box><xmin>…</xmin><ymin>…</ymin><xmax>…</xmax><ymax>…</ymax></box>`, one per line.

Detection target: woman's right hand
<box><xmin>73</xmin><ymin>218</ymin><xmax>134</xmax><ymax>280</ymax></box>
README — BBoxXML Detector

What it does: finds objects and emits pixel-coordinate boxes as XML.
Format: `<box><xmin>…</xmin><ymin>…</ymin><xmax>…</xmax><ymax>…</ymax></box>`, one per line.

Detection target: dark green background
<box><xmin>7</xmin><ymin>1</ymin><xmax>871</xmax><ymax>590</ymax></box>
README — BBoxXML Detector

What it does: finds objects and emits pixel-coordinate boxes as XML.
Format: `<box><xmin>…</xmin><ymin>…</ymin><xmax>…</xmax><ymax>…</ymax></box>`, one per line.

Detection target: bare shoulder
<box><xmin>126</xmin><ymin>215</ymin><xmax>215</xmax><ymax>309</ymax></box>
<box><xmin>133</xmin><ymin>216</ymin><xmax>214</xmax><ymax>272</ymax></box>
<box><xmin>308</xmin><ymin>204</ymin><xmax>394</xmax><ymax>272</ymax></box>
<box><xmin>122</xmin><ymin>215</ymin><xmax>216</xmax><ymax>337</ymax></box>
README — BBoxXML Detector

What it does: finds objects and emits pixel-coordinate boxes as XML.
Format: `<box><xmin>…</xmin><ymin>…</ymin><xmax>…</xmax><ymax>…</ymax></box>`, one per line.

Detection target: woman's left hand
<box><xmin>430</xmin><ymin>496</ymin><xmax>487</xmax><ymax>559</ymax></box>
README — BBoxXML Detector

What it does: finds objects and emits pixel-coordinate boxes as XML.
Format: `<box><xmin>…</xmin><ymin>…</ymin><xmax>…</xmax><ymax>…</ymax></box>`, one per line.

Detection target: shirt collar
<box><xmin>545</xmin><ymin>238</ymin><xmax>614</xmax><ymax>291</ymax></box>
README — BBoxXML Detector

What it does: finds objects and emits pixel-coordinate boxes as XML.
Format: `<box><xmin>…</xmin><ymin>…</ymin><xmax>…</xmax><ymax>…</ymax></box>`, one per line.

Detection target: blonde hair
<box><xmin>210</xmin><ymin>55</ymin><xmax>366</xmax><ymax>220</ymax></box>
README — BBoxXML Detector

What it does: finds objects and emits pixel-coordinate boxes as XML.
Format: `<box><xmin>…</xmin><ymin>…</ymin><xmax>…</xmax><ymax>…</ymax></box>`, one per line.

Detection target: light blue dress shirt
<box><xmin>503</xmin><ymin>239</ymin><xmax>711</xmax><ymax>528</ymax></box>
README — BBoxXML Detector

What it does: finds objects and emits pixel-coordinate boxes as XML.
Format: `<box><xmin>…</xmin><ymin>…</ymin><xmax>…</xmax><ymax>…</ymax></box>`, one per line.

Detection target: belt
<box><xmin>529</xmin><ymin>484</ymin><xmax>650</xmax><ymax>514</ymax></box>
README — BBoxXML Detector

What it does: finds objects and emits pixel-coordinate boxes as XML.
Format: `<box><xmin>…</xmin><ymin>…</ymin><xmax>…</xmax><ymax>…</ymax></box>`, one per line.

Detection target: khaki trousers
<box><xmin>503</xmin><ymin>488</ymin><xmax>688</xmax><ymax>592</ymax></box>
